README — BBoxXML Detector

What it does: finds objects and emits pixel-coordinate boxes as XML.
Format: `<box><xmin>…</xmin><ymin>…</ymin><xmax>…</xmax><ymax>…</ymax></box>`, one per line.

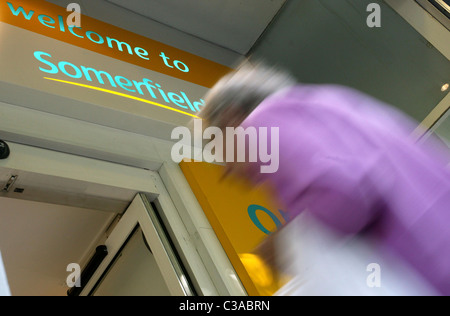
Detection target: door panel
<box><xmin>81</xmin><ymin>194</ymin><xmax>195</xmax><ymax>296</ymax></box>
<box><xmin>92</xmin><ymin>226</ymin><xmax>171</xmax><ymax>296</ymax></box>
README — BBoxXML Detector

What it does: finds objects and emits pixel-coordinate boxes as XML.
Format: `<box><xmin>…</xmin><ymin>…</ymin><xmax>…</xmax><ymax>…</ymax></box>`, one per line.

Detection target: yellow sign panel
<box><xmin>179</xmin><ymin>160</ymin><xmax>288</xmax><ymax>296</ymax></box>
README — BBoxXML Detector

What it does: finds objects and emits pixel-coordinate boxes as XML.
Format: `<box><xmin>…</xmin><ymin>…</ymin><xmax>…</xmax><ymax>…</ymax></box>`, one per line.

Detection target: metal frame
<box><xmin>415</xmin><ymin>0</ymin><xmax>450</xmax><ymax>31</ymax></box>
<box><xmin>158</xmin><ymin>162</ymin><xmax>247</xmax><ymax>296</ymax></box>
<box><xmin>81</xmin><ymin>193</ymin><xmax>195</xmax><ymax>296</ymax></box>
<box><xmin>412</xmin><ymin>93</ymin><xmax>450</xmax><ymax>141</ymax></box>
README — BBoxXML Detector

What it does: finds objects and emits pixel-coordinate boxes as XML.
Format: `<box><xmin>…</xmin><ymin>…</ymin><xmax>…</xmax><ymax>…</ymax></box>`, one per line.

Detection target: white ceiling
<box><xmin>104</xmin><ymin>0</ymin><xmax>286</xmax><ymax>54</ymax></box>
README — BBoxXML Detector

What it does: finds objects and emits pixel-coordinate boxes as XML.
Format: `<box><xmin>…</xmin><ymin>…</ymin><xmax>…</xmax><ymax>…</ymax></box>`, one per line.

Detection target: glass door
<box><xmin>79</xmin><ymin>193</ymin><xmax>196</xmax><ymax>296</ymax></box>
<box><xmin>91</xmin><ymin>226</ymin><xmax>172</xmax><ymax>296</ymax></box>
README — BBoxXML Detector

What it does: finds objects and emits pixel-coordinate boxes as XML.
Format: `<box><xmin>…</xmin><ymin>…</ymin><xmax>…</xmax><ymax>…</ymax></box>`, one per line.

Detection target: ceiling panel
<box><xmin>106</xmin><ymin>0</ymin><xmax>286</xmax><ymax>54</ymax></box>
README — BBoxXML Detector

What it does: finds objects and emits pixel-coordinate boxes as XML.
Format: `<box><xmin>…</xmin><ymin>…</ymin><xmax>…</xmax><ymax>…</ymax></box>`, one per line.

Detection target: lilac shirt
<box><xmin>240</xmin><ymin>85</ymin><xmax>450</xmax><ymax>295</ymax></box>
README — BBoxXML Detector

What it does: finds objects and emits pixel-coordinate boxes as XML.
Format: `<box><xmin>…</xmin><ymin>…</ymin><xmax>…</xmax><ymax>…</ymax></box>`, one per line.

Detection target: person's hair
<box><xmin>199</xmin><ymin>61</ymin><xmax>297</xmax><ymax>128</ymax></box>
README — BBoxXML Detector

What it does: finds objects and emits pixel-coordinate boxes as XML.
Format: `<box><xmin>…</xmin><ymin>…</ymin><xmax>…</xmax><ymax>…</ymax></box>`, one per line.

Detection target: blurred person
<box><xmin>199</xmin><ymin>62</ymin><xmax>450</xmax><ymax>296</ymax></box>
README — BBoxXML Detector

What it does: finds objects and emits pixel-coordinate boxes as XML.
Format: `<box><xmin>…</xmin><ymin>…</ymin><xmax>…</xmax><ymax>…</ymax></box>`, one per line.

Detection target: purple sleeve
<box><xmin>238</xmin><ymin>86</ymin><xmax>397</xmax><ymax>234</ymax></box>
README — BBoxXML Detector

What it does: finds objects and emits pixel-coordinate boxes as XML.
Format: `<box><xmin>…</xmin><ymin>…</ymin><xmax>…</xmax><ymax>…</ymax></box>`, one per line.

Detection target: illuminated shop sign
<box><xmin>0</xmin><ymin>0</ymin><xmax>232</xmax><ymax>121</ymax></box>
<box><xmin>0</xmin><ymin>0</ymin><xmax>230</xmax><ymax>88</ymax></box>
<box><xmin>416</xmin><ymin>0</ymin><xmax>450</xmax><ymax>30</ymax></box>
<box><xmin>34</xmin><ymin>51</ymin><xmax>204</xmax><ymax>118</ymax></box>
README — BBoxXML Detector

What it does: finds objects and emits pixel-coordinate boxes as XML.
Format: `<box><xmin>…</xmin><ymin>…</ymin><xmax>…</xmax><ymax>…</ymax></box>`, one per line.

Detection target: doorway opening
<box><xmin>0</xmin><ymin>142</ymin><xmax>197</xmax><ymax>296</ymax></box>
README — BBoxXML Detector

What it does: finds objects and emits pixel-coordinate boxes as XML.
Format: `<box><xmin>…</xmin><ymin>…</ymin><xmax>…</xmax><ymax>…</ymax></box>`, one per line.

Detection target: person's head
<box><xmin>199</xmin><ymin>61</ymin><xmax>297</xmax><ymax>129</ymax></box>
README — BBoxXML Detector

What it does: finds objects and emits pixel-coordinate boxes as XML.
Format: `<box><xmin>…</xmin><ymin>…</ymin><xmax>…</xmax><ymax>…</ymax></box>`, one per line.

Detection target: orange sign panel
<box><xmin>0</xmin><ymin>0</ymin><xmax>231</xmax><ymax>88</ymax></box>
